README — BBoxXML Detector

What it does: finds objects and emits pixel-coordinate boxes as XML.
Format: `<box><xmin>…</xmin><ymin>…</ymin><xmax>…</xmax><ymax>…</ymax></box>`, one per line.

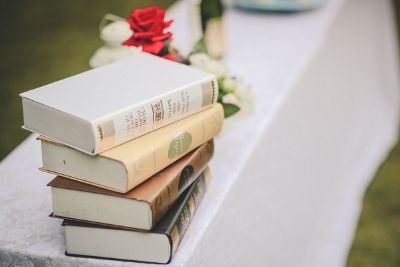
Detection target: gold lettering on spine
<box><xmin>125</xmin><ymin>107</ymin><xmax>148</xmax><ymax>138</ymax></box>
<box><xmin>201</xmin><ymin>80</ymin><xmax>215</xmax><ymax>107</ymax></box>
<box><xmin>151</xmin><ymin>100</ymin><xmax>164</xmax><ymax>123</ymax></box>
<box><xmin>97</xmin><ymin>120</ymin><xmax>116</xmax><ymax>152</ymax></box>
<box><xmin>171</xmin><ymin>226</ymin><xmax>180</xmax><ymax>255</ymax></box>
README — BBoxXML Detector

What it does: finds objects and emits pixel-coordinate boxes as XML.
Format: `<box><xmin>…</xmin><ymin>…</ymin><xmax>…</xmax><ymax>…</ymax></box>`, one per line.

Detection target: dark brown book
<box><xmin>49</xmin><ymin>140</ymin><xmax>213</xmax><ymax>230</ymax></box>
<box><xmin>63</xmin><ymin>168</ymin><xmax>211</xmax><ymax>264</ymax></box>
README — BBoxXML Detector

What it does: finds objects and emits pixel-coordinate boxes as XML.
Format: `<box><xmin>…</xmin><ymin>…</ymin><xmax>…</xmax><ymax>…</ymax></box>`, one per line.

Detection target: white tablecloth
<box><xmin>1</xmin><ymin>0</ymin><xmax>399</xmax><ymax>266</ymax></box>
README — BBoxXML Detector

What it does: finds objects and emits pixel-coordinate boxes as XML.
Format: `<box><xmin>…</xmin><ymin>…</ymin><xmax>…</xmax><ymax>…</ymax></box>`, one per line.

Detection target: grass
<box><xmin>0</xmin><ymin>1</ymin><xmax>399</xmax><ymax>266</ymax></box>
<box><xmin>346</xmin><ymin>142</ymin><xmax>400</xmax><ymax>266</ymax></box>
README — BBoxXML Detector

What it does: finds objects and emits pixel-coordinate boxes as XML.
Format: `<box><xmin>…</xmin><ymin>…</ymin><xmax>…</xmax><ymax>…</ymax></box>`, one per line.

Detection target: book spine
<box><xmin>93</xmin><ymin>77</ymin><xmax>218</xmax><ymax>154</ymax></box>
<box><xmin>151</xmin><ymin>140</ymin><xmax>214</xmax><ymax>226</ymax></box>
<box><xmin>125</xmin><ymin>103</ymin><xmax>223</xmax><ymax>191</ymax></box>
<box><xmin>168</xmin><ymin>167</ymin><xmax>211</xmax><ymax>258</ymax></box>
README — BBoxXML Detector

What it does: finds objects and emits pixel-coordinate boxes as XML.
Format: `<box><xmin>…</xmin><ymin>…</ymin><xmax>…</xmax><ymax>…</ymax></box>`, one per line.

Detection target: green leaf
<box><xmin>200</xmin><ymin>0</ymin><xmax>224</xmax><ymax>33</ymax></box>
<box><xmin>200</xmin><ymin>0</ymin><xmax>224</xmax><ymax>21</ymax></box>
<box><xmin>158</xmin><ymin>40</ymin><xmax>170</xmax><ymax>56</ymax></box>
<box><xmin>217</xmin><ymin>93</ymin><xmax>223</xmax><ymax>102</ymax></box>
<box><xmin>218</xmin><ymin>86</ymin><xmax>227</xmax><ymax>102</ymax></box>
<box><xmin>217</xmin><ymin>77</ymin><xmax>224</xmax><ymax>89</ymax></box>
<box><xmin>191</xmin><ymin>38</ymin><xmax>208</xmax><ymax>55</ymax></box>
<box><xmin>222</xmin><ymin>103</ymin><xmax>240</xmax><ymax>118</ymax></box>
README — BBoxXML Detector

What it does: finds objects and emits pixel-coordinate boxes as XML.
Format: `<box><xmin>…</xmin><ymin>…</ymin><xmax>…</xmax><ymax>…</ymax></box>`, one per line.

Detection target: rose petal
<box><xmin>142</xmin><ymin>41</ymin><xmax>165</xmax><ymax>54</ymax></box>
<box><xmin>134</xmin><ymin>31</ymin><xmax>156</xmax><ymax>39</ymax></box>
<box><xmin>164</xmin><ymin>19</ymin><xmax>173</xmax><ymax>28</ymax></box>
<box><xmin>162</xmin><ymin>53</ymin><xmax>175</xmax><ymax>61</ymax></box>
<box><xmin>151</xmin><ymin>32</ymin><xmax>172</xmax><ymax>42</ymax></box>
<box><xmin>122</xmin><ymin>38</ymin><xmax>135</xmax><ymax>46</ymax></box>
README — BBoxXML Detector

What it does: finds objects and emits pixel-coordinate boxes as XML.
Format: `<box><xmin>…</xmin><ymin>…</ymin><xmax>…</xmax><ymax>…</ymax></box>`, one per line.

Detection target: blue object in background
<box><xmin>234</xmin><ymin>0</ymin><xmax>327</xmax><ymax>12</ymax></box>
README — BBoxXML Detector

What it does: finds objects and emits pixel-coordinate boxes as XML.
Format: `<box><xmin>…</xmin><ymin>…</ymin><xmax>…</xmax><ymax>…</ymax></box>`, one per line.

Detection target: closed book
<box><xmin>40</xmin><ymin>103</ymin><xmax>223</xmax><ymax>192</ymax></box>
<box><xmin>49</xmin><ymin>141</ymin><xmax>213</xmax><ymax>230</ymax></box>
<box><xmin>63</xmin><ymin>168</ymin><xmax>211</xmax><ymax>264</ymax></box>
<box><xmin>20</xmin><ymin>53</ymin><xmax>218</xmax><ymax>155</ymax></box>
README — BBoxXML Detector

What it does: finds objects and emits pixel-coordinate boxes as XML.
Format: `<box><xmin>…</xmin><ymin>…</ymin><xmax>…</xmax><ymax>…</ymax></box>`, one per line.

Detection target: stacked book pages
<box><xmin>20</xmin><ymin>53</ymin><xmax>223</xmax><ymax>264</ymax></box>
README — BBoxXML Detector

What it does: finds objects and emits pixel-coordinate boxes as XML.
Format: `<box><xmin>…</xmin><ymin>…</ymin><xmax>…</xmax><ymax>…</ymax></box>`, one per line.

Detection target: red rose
<box><xmin>123</xmin><ymin>6</ymin><xmax>173</xmax><ymax>56</ymax></box>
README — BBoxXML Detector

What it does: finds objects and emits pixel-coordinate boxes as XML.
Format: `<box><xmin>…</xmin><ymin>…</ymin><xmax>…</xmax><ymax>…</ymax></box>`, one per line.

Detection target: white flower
<box><xmin>222</xmin><ymin>93</ymin><xmax>240</xmax><ymax>105</ymax></box>
<box><xmin>89</xmin><ymin>18</ymin><xmax>142</xmax><ymax>68</ymax></box>
<box><xmin>220</xmin><ymin>76</ymin><xmax>253</xmax><ymax>114</ymax></box>
<box><xmin>100</xmin><ymin>20</ymin><xmax>133</xmax><ymax>47</ymax></box>
<box><xmin>89</xmin><ymin>46</ymin><xmax>142</xmax><ymax>68</ymax></box>
<box><xmin>222</xmin><ymin>77</ymin><xmax>237</xmax><ymax>93</ymax></box>
<box><xmin>188</xmin><ymin>53</ymin><xmax>229</xmax><ymax>78</ymax></box>
<box><xmin>233</xmin><ymin>78</ymin><xmax>253</xmax><ymax>114</ymax></box>
<box><xmin>188</xmin><ymin>53</ymin><xmax>209</xmax><ymax>69</ymax></box>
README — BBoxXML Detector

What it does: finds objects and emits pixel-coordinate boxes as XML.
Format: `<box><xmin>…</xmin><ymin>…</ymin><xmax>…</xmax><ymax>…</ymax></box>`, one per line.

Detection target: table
<box><xmin>1</xmin><ymin>0</ymin><xmax>399</xmax><ymax>266</ymax></box>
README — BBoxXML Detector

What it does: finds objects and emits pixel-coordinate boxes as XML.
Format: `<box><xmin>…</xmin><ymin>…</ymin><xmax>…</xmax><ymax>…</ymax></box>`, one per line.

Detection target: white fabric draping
<box><xmin>0</xmin><ymin>0</ymin><xmax>398</xmax><ymax>266</ymax></box>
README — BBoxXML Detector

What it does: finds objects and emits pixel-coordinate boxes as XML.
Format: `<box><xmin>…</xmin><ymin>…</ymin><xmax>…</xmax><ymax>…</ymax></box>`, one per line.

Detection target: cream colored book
<box><xmin>40</xmin><ymin>104</ymin><xmax>223</xmax><ymax>193</ymax></box>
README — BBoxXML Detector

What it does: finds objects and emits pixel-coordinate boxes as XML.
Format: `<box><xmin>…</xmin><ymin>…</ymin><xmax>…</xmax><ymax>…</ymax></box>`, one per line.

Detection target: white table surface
<box><xmin>1</xmin><ymin>0</ymin><xmax>399</xmax><ymax>266</ymax></box>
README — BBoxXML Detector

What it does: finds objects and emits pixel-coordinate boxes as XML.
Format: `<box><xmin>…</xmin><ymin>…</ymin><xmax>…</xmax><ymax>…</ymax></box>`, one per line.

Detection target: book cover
<box><xmin>63</xmin><ymin>167</ymin><xmax>211</xmax><ymax>264</ymax></box>
<box><xmin>41</xmin><ymin>103</ymin><xmax>223</xmax><ymax>192</ymax></box>
<box><xmin>20</xmin><ymin>53</ymin><xmax>218</xmax><ymax>155</ymax></box>
<box><xmin>49</xmin><ymin>140</ymin><xmax>213</xmax><ymax>230</ymax></box>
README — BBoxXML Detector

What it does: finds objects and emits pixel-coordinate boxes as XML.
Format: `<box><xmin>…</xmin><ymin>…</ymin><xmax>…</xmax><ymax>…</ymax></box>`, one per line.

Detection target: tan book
<box><xmin>49</xmin><ymin>141</ymin><xmax>213</xmax><ymax>230</ymax></box>
<box><xmin>40</xmin><ymin>103</ymin><xmax>223</xmax><ymax>193</ymax></box>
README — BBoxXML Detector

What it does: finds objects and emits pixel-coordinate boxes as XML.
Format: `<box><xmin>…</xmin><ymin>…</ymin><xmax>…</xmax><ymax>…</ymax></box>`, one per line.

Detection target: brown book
<box><xmin>63</xmin><ymin>168</ymin><xmax>211</xmax><ymax>264</ymax></box>
<box><xmin>49</xmin><ymin>140</ymin><xmax>213</xmax><ymax>230</ymax></box>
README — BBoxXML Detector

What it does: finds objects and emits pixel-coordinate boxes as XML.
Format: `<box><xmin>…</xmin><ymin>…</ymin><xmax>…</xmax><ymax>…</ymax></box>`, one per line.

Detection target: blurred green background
<box><xmin>0</xmin><ymin>0</ymin><xmax>174</xmax><ymax>159</ymax></box>
<box><xmin>0</xmin><ymin>1</ymin><xmax>399</xmax><ymax>266</ymax></box>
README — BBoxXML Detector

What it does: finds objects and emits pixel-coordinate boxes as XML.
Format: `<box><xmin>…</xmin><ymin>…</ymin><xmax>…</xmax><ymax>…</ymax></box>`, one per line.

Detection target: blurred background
<box><xmin>0</xmin><ymin>1</ymin><xmax>399</xmax><ymax>266</ymax></box>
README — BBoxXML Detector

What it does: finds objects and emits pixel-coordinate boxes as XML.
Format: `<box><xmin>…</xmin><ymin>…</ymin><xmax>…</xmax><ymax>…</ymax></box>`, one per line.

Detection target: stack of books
<box><xmin>20</xmin><ymin>53</ymin><xmax>223</xmax><ymax>264</ymax></box>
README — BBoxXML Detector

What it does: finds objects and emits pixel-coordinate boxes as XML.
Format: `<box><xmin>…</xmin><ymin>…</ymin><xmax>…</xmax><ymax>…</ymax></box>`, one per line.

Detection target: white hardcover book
<box><xmin>20</xmin><ymin>53</ymin><xmax>218</xmax><ymax>155</ymax></box>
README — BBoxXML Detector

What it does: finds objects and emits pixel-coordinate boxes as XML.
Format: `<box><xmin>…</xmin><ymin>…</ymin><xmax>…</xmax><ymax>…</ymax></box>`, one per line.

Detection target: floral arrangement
<box><xmin>90</xmin><ymin>5</ymin><xmax>252</xmax><ymax>118</ymax></box>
